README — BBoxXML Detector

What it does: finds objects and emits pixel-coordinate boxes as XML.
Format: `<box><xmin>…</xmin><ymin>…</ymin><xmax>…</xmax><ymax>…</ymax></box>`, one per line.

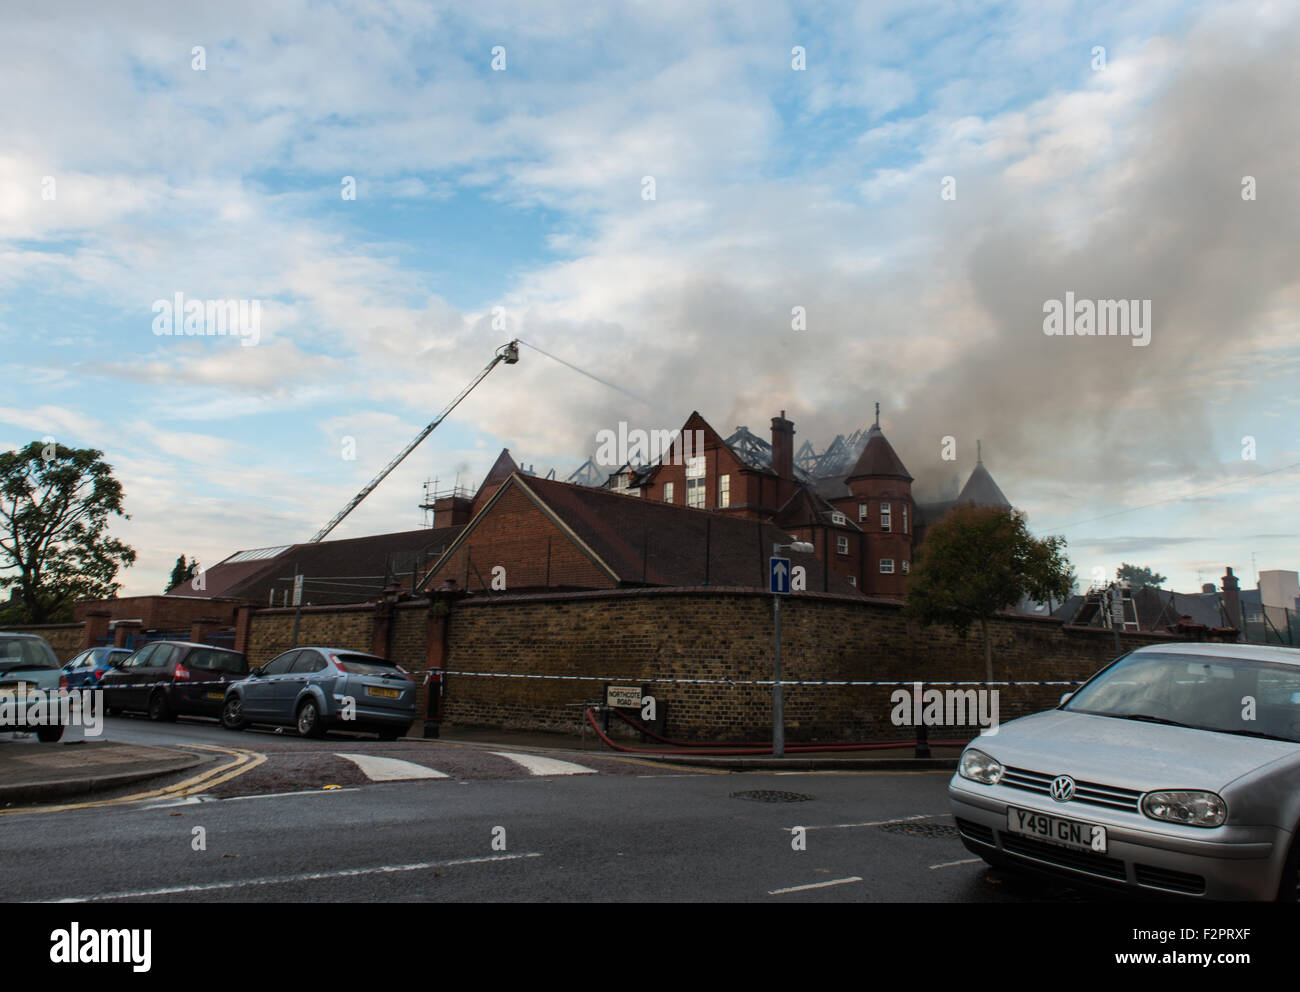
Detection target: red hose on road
<box><xmin>585</xmin><ymin>708</ymin><xmax>970</xmax><ymax>755</ymax></box>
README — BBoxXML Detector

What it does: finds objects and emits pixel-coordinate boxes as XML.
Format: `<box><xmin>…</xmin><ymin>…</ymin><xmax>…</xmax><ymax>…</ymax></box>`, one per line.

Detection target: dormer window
<box><xmin>831</xmin><ymin>511</ymin><xmax>846</xmax><ymax>526</ymax></box>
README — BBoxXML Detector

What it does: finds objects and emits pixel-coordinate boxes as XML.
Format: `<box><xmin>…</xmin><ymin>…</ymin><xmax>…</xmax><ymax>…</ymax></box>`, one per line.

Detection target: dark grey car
<box><xmin>220</xmin><ymin>647</ymin><xmax>415</xmax><ymax>740</ymax></box>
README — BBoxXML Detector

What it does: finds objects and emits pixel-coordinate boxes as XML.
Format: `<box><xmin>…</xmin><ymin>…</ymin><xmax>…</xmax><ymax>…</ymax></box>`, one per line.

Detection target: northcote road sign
<box><xmin>770</xmin><ymin>556</ymin><xmax>791</xmax><ymax>594</ymax></box>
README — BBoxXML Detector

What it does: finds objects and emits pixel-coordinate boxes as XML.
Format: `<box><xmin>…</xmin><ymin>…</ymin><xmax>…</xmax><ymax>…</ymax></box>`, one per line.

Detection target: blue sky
<box><xmin>1</xmin><ymin>0</ymin><xmax>1297</xmax><ymax>596</ymax></box>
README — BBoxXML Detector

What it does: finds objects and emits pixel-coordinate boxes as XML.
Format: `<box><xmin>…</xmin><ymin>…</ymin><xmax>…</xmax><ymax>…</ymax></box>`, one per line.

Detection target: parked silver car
<box><xmin>0</xmin><ymin>632</ymin><xmax>67</xmax><ymax>742</ymax></box>
<box><xmin>949</xmin><ymin>642</ymin><xmax>1300</xmax><ymax>900</ymax></box>
<box><xmin>220</xmin><ymin>646</ymin><xmax>415</xmax><ymax>740</ymax></box>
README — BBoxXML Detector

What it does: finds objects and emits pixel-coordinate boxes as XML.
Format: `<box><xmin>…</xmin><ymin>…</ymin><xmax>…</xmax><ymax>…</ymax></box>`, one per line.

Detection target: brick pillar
<box><xmin>371</xmin><ymin>583</ymin><xmax>401</xmax><ymax>658</ymax></box>
<box><xmin>418</xmin><ymin>580</ymin><xmax>463</xmax><ymax>738</ymax></box>
<box><xmin>189</xmin><ymin>616</ymin><xmax>224</xmax><ymax>645</ymax></box>
<box><xmin>82</xmin><ymin>611</ymin><xmax>111</xmax><ymax>651</ymax></box>
<box><xmin>113</xmin><ymin>620</ymin><xmax>142</xmax><ymax>649</ymax></box>
<box><xmin>233</xmin><ymin>605</ymin><xmax>255</xmax><ymax>657</ymax></box>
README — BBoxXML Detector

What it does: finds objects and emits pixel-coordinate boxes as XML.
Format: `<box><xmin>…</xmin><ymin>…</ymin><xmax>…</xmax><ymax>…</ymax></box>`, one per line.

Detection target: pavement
<box><xmin>0</xmin><ymin>737</ymin><xmax>201</xmax><ymax>805</ymax></box>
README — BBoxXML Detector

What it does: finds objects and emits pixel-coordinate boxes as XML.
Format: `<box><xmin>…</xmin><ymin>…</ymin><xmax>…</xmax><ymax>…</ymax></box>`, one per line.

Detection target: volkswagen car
<box><xmin>949</xmin><ymin>642</ymin><xmax>1300</xmax><ymax>900</ymax></box>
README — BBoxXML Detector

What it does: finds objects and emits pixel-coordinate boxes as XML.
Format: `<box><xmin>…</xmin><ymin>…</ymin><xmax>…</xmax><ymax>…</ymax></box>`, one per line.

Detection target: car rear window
<box><xmin>187</xmin><ymin>649</ymin><xmax>248</xmax><ymax>674</ymax></box>
<box><xmin>332</xmin><ymin>653</ymin><xmax>398</xmax><ymax>676</ymax></box>
<box><xmin>0</xmin><ymin>637</ymin><xmax>59</xmax><ymax>671</ymax></box>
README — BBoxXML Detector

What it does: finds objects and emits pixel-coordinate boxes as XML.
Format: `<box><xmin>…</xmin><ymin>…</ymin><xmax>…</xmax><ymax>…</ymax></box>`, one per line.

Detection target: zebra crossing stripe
<box><xmin>335</xmin><ymin>753</ymin><xmax>449</xmax><ymax>781</ymax></box>
<box><xmin>489</xmin><ymin>751</ymin><xmax>597</xmax><ymax>776</ymax></box>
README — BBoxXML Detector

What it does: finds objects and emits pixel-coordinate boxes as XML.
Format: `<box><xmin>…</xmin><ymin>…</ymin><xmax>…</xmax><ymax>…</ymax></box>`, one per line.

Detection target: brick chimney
<box><xmin>1221</xmin><ymin>566</ymin><xmax>1242</xmax><ymax>636</ymax></box>
<box><xmin>770</xmin><ymin>410</ymin><xmax>795</xmax><ymax>481</ymax></box>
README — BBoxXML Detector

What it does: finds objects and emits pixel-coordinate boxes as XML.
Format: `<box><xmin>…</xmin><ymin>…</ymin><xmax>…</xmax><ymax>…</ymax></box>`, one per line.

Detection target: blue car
<box><xmin>220</xmin><ymin>646</ymin><xmax>415</xmax><ymax>740</ymax></box>
<box><xmin>61</xmin><ymin>647</ymin><xmax>133</xmax><ymax>689</ymax></box>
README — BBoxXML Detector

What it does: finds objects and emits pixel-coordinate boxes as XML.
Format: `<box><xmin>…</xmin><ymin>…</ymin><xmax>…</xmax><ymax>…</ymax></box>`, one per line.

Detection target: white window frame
<box><xmin>881</xmin><ymin>502</ymin><xmax>891</xmax><ymax>532</ymax></box>
<box><xmin>686</xmin><ymin>476</ymin><xmax>706</xmax><ymax>508</ymax></box>
<box><xmin>880</xmin><ymin>558</ymin><xmax>895</xmax><ymax>574</ymax></box>
<box><xmin>662</xmin><ymin>481</ymin><xmax>674</xmax><ymax>503</ymax></box>
<box><xmin>719</xmin><ymin>474</ymin><xmax>730</xmax><ymax>507</ymax></box>
<box><xmin>902</xmin><ymin>505</ymin><xmax>908</xmax><ymax>535</ymax></box>
<box><xmin>832</xmin><ymin>511</ymin><xmax>846</xmax><ymax>526</ymax></box>
<box><xmin>836</xmin><ymin>535</ymin><xmax>848</xmax><ymax>555</ymax></box>
<box><xmin>902</xmin><ymin>560</ymin><xmax>910</xmax><ymax>574</ymax></box>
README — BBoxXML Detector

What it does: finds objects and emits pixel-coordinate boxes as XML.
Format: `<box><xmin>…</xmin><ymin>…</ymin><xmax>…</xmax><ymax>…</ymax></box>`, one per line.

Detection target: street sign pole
<box><xmin>769</xmin><ymin>551</ymin><xmax>791</xmax><ymax>758</ymax></box>
<box><xmin>773</xmin><ymin>593</ymin><xmax>784</xmax><ymax>758</ymax></box>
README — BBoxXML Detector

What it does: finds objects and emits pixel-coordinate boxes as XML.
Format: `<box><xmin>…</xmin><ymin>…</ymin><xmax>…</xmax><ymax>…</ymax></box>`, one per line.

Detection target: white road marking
<box><xmin>212</xmin><ymin>788</ymin><xmax>363</xmax><ymax>803</ymax></box>
<box><xmin>930</xmin><ymin>858</ymin><xmax>983</xmax><ymax>870</ymax></box>
<box><xmin>489</xmin><ymin>751</ymin><xmax>597</xmax><ymax>776</ymax></box>
<box><xmin>335</xmin><ymin>753</ymin><xmax>449</xmax><ymax>781</ymax></box>
<box><xmin>44</xmin><ymin>852</ymin><xmax>543</xmax><ymax>902</ymax></box>
<box><xmin>785</xmin><ymin>813</ymin><xmax>948</xmax><ymax>832</ymax></box>
<box><xmin>769</xmin><ymin>876</ymin><xmax>863</xmax><ymax>895</ymax></box>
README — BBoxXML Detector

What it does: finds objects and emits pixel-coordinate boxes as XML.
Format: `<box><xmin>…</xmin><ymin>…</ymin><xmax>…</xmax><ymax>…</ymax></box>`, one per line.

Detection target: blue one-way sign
<box><xmin>770</xmin><ymin>556</ymin><xmax>791</xmax><ymax>594</ymax></box>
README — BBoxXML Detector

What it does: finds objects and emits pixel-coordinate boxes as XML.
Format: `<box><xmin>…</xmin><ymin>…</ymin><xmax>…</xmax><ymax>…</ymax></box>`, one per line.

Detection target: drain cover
<box><xmin>731</xmin><ymin>790</ymin><xmax>813</xmax><ymax>803</ymax></box>
<box><xmin>878</xmin><ymin>821</ymin><xmax>958</xmax><ymax>839</ymax></box>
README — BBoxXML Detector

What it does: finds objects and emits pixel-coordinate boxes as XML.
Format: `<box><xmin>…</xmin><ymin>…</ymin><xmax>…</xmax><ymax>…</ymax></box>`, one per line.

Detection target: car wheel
<box><xmin>35</xmin><ymin>724</ymin><xmax>64</xmax><ymax>743</ymax></box>
<box><xmin>148</xmin><ymin>690</ymin><xmax>176</xmax><ymax>722</ymax></box>
<box><xmin>221</xmin><ymin>695</ymin><xmax>247</xmax><ymax>731</ymax></box>
<box><xmin>296</xmin><ymin>699</ymin><xmax>324</xmax><ymax>738</ymax></box>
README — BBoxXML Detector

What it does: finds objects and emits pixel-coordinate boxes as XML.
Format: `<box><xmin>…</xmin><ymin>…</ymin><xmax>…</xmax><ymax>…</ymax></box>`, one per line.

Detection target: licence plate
<box><xmin>1006</xmin><ymin>806</ymin><xmax>1107</xmax><ymax>854</ymax></box>
<box><xmin>367</xmin><ymin>686</ymin><xmax>400</xmax><ymax>699</ymax></box>
<box><xmin>206</xmin><ymin>692</ymin><xmax>225</xmax><ymax>700</ymax></box>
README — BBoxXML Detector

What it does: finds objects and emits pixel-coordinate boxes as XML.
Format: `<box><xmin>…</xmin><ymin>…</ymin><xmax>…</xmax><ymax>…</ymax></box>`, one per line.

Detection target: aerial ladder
<box><xmin>308</xmin><ymin>339</ymin><xmax>520</xmax><ymax>543</ymax></box>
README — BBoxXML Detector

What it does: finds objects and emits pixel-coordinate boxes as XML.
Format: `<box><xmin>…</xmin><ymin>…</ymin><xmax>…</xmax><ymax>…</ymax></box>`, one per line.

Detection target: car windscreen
<box><xmin>332</xmin><ymin>653</ymin><xmax>399</xmax><ymax>676</ymax></box>
<box><xmin>0</xmin><ymin>637</ymin><xmax>60</xmax><ymax>672</ymax></box>
<box><xmin>1064</xmin><ymin>651</ymin><xmax>1300</xmax><ymax>743</ymax></box>
<box><xmin>187</xmin><ymin>649</ymin><xmax>248</xmax><ymax>674</ymax></box>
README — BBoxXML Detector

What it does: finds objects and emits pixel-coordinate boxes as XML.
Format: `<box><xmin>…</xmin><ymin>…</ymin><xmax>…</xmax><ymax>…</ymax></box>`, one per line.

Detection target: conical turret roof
<box><xmin>847</xmin><ymin>423</ymin><xmax>913</xmax><ymax>482</ymax></box>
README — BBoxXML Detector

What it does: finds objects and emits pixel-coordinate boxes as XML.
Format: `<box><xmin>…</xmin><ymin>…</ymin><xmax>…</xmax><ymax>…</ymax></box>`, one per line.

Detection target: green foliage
<box><xmin>904</xmin><ymin>505</ymin><xmax>1074</xmax><ymax>659</ymax></box>
<box><xmin>1116</xmin><ymin>562</ymin><xmax>1167</xmax><ymax>589</ymax></box>
<box><xmin>0</xmin><ymin>441</ymin><xmax>136</xmax><ymax>624</ymax></box>
<box><xmin>168</xmin><ymin>554</ymin><xmax>199</xmax><ymax>593</ymax></box>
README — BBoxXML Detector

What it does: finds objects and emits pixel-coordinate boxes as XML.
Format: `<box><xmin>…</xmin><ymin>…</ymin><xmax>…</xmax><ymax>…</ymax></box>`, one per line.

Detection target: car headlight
<box><xmin>958</xmin><ymin>748</ymin><xmax>1003</xmax><ymax>785</ymax></box>
<box><xmin>1141</xmin><ymin>790</ymin><xmax>1227</xmax><ymax>827</ymax></box>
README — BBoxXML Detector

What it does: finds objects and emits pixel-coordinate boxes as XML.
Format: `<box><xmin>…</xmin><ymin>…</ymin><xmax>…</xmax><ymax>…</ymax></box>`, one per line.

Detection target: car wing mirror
<box><xmin>1059</xmin><ymin>692</ymin><xmax>1074</xmax><ymax>706</ymax></box>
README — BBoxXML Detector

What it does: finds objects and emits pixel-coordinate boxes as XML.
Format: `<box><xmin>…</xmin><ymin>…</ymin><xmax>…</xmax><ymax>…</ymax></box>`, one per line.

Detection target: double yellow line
<box><xmin>1</xmin><ymin>743</ymin><xmax>266</xmax><ymax>816</ymax></box>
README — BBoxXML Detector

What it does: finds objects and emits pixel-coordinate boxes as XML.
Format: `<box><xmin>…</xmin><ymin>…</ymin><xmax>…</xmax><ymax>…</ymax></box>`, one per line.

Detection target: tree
<box><xmin>904</xmin><ymin>505</ymin><xmax>1074</xmax><ymax>681</ymax></box>
<box><xmin>0</xmin><ymin>442</ymin><xmax>137</xmax><ymax>623</ymax></box>
<box><xmin>167</xmin><ymin>554</ymin><xmax>199</xmax><ymax>593</ymax></box>
<box><xmin>1116</xmin><ymin>562</ymin><xmax>1167</xmax><ymax>589</ymax></box>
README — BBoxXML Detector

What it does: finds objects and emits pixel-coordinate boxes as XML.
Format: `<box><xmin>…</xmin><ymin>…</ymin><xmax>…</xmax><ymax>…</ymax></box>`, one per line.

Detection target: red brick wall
<box><xmin>73</xmin><ymin>595</ymin><xmax>243</xmax><ymax>628</ymax></box>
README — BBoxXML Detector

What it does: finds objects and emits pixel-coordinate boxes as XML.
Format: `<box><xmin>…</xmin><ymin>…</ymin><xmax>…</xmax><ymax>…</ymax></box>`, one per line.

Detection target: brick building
<box><xmin>576</xmin><ymin>406</ymin><xmax>1011</xmax><ymax>599</ymax></box>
